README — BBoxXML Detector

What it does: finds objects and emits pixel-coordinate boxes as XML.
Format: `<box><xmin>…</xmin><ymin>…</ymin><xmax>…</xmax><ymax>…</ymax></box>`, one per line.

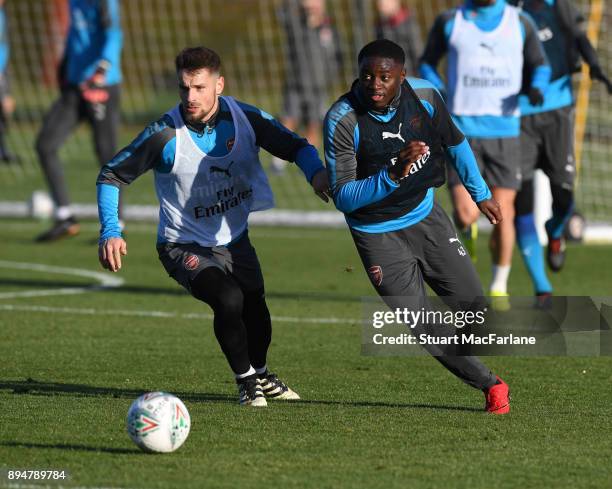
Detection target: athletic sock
<box><xmin>546</xmin><ymin>188</ymin><xmax>574</xmax><ymax>239</ymax></box>
<box><xmin>489</xmin><ymin>265</ymin><xmax>511</xmax><ymax>294</ymax></box>
<box><xmin>515</xmin><ymin>213</ymin><xmax>552</xmax><ymax>294</ymax></box>
<box><xmin>545</xmin><ymin>213</ymin><xmax>572</xmax><ymax>240</ymax></box>
<box><xmin>235</xmin><ymin>366</ymin><xmax>256</xmax><ymax>382</ymax></box>
<box><xmin>55</xmin><ymin>206</ymin><xmax>73</xmax><ymax>221</ymax></box>
<box><xmin>255</xmin><ymin>365</ymin><xmax>268</xmax><ymax>378</ymax></box>
<box><xmin>460</xmin><ymin>223</ymin><xmax>476</xmax><ymax>243</ymax></box>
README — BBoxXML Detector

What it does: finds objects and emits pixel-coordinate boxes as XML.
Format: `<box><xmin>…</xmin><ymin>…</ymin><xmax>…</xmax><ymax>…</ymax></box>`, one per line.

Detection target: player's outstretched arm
<box><xmin>521</xmin><ymin>12</ymin><xmax>551</xmax><ymax>105</ymax></box>
<box><xmin>99</xmin><ymin>237</ymin><xmax>127</xmax><ymax>272</ymax></box>
<box><xmin>550</xmin><ymin>0</ymin><xmax>612</xmax><ymax>94</ymax></box>
<box><xmin>477</xmin><ymin>199</ymin><xmax>503</xmax><ymax>226</ymax></box>
<box><xmin>324</xmin><ymin>102</ymin><xmax>404</xmax><ymax>213</ymax></box>
<box><xmin>419</xmin><ymin>12</ymin><xmax>451</xmax><ymax>97</ymax></box>
<box><xmin>589</xmin><ymin>65</ymin><xmax>612</xmax><ymax>94</ymax></box>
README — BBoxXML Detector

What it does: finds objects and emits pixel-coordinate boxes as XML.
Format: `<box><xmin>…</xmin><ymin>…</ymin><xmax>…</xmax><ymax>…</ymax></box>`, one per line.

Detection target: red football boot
<box><xmin>484</xmin><ymin>376</ymin><xmax>510</xmax><ymax>415</ymax></box>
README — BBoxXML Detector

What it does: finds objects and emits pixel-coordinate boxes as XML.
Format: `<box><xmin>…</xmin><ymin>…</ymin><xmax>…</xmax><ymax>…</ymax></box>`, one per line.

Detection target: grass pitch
<box><xmin>1</xmin><ymin>219</ymin><xmax>611</xmax><ymax>489</ymax></box>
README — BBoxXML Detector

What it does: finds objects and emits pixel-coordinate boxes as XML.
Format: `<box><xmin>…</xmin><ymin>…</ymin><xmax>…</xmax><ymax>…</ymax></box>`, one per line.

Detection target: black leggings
<box><xmin>36</xmin><ymin>84</ymin><xmax>120</xmax><ymax>209</ymax></box>
<box><xmin>515</xmin><ymin>179</ymin><xmax>573</xmax><ymax>219</ymax></box>
<box><xmin>190</xmin><ymin>266</ymin><xmax>272</xmax><ymax>376</ymax></box>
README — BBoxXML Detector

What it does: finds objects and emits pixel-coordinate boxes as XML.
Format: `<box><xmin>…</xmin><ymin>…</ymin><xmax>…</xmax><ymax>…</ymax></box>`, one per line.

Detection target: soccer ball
<box><xmin>28</xmin><ymin>190</ymin><xmax>54</xmax><ymax>220</ymax></box>
<box><xmin>126</xmin><ymin>392</ymin><xmax>190</xmax><ymax>453</ymax></box>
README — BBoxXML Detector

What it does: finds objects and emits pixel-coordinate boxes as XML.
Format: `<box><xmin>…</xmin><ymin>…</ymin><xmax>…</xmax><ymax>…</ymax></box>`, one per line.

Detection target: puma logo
<box><xmin>538</xmin><ymin>27</ymin><xmax>554</xmax><ymax>42</ymax></box>
<box><xmin>210</xmin><ymin>161</ymin><xmax>235</xmax><ymax>178</ymax></box>
<box><xmin>479</xmin><ymin>42</ymin><xmax>496</xmax><ymax>54</ymax></box>
<box><xmin>382</xmin><ymin>123</ymin><xmax>406</xmax><ymax>143</ymax></box>
<box><xmin>449</xmin><ymin>236</ymin><xmax>467</xmax><ymax>256</ymax></box>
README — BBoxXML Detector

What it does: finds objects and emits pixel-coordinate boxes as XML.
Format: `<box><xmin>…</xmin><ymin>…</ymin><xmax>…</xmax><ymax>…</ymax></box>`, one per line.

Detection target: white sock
<box><xmin>254</xmin><ymin>365</ymin><xmax>267</xmax><ymax>376</ymax></box>
<box><xmin>55</xmin><ymin>206</ymin><xmax>73</xmax><ymax>220</ymax></box>
<box><xmin>235</xmin><ymin>366</ymin><xmax>256</xmax><ymax>380</ymax></box>
<box><xmin>490</xmin><ymin>265</ymin><xmax>511</xmax><ymax>293</ymax></box>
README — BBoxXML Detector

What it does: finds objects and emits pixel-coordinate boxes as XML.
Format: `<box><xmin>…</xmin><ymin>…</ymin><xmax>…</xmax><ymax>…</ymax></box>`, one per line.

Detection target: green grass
<box><xmin>1</xmin><ymin>219</ymin><xmax>612</xmax><ymax>489</ymax></box>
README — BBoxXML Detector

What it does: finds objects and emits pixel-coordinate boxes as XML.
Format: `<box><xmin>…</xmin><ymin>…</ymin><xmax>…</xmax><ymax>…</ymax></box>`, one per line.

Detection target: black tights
<box><xmin>189</xmin><ymin>267</ymin><xmax>271</xmax><ymax>376</ymax></box>
<box><xmin>515</xmin><ymin>179</ymin><xmax>573</xmax><ymax>219</ymax></box>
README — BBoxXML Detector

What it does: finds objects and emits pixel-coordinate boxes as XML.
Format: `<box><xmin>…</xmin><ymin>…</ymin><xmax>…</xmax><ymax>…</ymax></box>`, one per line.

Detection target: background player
<box><xmin>508</xmin><ymin>0</ymin><xmax>612</xmax><ymax>303</ymax></box>
<box><xmin>324</xmin><ymin>39</ymin><xmax>510</xmax><ymax>414</ymax></box>
<box><xmin>0</xmin><ymin>0</ymin><xmax>16</xmax><ymax>164</ymax></box>
<box><xmin>97</xmin><ymin>46</ymin><xmax>330</xmax><ymax>407</ymax></box>
<box><xmin>419</xmin><ymin>0</ymin><xmax>550</xmax><ymax>304</ymax></box>
<box><xmin>36</xmin><ymin>0</ymin><xmax>122</xmax><ymax>242</ymax></box>
<box><xmin>374</xmin><ymin>0</ymin><xmax>423</xmax><ymax>76</ymax></box>
<box><xmin>271</xmin><ymin>0</ymin><xmax>342</xmax><ymax>173</ymax></box>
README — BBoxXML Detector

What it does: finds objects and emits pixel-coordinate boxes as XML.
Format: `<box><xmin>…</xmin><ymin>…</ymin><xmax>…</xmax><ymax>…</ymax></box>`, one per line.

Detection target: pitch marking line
<box><xmin>0</xmin><ymin>304</ymin><xmax>360</xmax><ymax>326</ymax></box>
<box><xmin>0</xmin><ymin>260</ymin><xmax>359</xmax><ymax>324</ymax></box>
<box><xmin>0</xmin><ymin>260</ymin><xmax>124</xmax><ymax>300</ymax></box>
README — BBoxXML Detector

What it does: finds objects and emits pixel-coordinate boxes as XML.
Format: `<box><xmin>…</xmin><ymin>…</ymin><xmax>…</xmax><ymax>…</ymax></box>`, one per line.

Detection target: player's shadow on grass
<box><xmin>293</xmin><ymin>399</ymin><xmax>483</xmax><ymax>413</ymax></box>
<box><xmin>1</xmin><ymin>379</ymin><xmax>481</xmax><ymax>413</ymax></box>
<box><xmin>265</xmin><ymin>290</ymin><xmax>361</xmax><ymax>304</ymax></box>
<box><xmin>1</xmin><ymin>440</ymin><xmax>142</xmax><ymax>455</ymax></box>
<box><xmin>0</xmin><ymin>379</ymin><xmax>234</xmax><ymax>403</ymax></box>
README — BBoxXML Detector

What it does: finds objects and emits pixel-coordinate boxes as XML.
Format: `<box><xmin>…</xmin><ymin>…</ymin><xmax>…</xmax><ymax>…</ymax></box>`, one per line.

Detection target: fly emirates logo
<box><xmin>193</xmin><ymin>185</ymin><xmax>253</xmax><ymax>219</ymax></box>
<box><xmin>390</xmin><ymin>150</ymin><xmax>431</xmax><ymax>178</ymax></box>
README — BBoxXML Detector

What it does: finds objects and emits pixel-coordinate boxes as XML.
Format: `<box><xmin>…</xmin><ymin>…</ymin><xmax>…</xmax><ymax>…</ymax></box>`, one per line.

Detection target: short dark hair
<box><xmin>175</xmin><ymin>46</ymin><xmax>222</xmax><ymax>74</ymax></box>
<box><xmin>357</xmin><ymin>39</ymin><xmax>405</xmax><ymax>67</ymax></box>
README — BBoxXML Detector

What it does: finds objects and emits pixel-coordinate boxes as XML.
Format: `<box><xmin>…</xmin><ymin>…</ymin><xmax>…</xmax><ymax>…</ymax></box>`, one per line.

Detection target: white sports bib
<box><xmin>448</xmin><ymin>5</ymin><xmax>524</xmax><ymax>117</ymax></box>
<box><xmin>155</xmin><ymin>96</ymin><xmax>274</xmax><ymax>247</ymax></box>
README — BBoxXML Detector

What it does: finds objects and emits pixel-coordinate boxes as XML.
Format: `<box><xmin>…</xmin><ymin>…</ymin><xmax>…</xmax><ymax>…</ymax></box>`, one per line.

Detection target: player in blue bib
<box><xmin>420</xmin><ymin>0</ymin><xmax>550</xmax><ymax>304</ymax></box>
<box><xmin>97</xmin><ymin>46</ymin><xmax>330</xmax><ymax>407</ymax></box>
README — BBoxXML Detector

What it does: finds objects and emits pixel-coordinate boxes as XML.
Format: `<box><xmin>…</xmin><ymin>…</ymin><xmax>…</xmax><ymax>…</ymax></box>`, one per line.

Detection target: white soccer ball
<box><xmin>28</xmin><ymin>190</ymin><xmax>55</xmax><ymax>220</ymax></box>
<box><xmin>126</xmin><ymin>392</ymin><xmax>191</xmax><ymax>453</ymax></box>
